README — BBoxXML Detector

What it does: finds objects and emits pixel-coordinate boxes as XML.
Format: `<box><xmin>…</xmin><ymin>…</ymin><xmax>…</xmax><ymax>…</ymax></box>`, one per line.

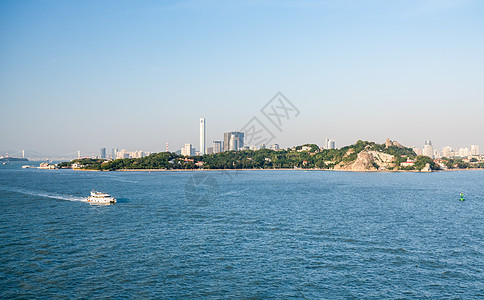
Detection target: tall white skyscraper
<box><xmin>200</xmin><ymin>118</ymin><xmax>206</xmax><ymax>155</ymax></box>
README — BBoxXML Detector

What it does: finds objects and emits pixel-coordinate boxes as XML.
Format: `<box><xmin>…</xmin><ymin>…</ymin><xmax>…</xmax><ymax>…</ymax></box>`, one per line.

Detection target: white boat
<box><xmin>22</xmin><ymin>165</ymin><xmax>34</xmax><ymax>168</ymax></box>
<box><xmin>87</xmin><ymin>190</ymin><xmax>116</xmax><ymax>204</ymax></box>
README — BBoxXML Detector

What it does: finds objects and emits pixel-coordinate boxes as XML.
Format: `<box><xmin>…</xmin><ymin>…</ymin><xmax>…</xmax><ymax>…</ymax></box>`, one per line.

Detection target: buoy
<box><xmin>459</xmin><ymin>192</ymin><xmax>465</xmax><ymax>201</ymax></box>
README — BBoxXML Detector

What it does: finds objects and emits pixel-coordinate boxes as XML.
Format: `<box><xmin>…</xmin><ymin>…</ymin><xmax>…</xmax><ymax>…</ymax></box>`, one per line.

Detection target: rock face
<box><xmin>385</xmin><ymin>138</ymin><xmax>404</xmax><ymax>148</ymax></box>
<box><xmin>334</xmin><ymin>151</ymin><xmax>378</xmax><ymax>171</ymax></box>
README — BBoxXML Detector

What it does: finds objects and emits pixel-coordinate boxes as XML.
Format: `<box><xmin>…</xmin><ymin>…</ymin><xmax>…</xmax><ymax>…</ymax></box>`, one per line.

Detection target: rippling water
<box><xmin>1</xmin><ymin>163</ymin><xmax>483</xmax><ymax>298</ymax></box>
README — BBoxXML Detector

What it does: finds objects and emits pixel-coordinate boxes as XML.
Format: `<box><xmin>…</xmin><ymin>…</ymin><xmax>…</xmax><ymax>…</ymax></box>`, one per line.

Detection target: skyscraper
<box><xmin>223</xmin><ymin>132</ymin><xmax>244</xmax><ymax>151</ymax></box>
<box><xmin>229</xmin><ymin>135</ymin><xmax>238</xmax><ymax>151</ymax></box>
<box><xmin>423</xmin><ymin>140</ymin><xmax>433</xmax><ymax>158</ymax></box>
<box><xmin>100</xmin><ymin>148</ymin><xmax>106</xmax><ymax>159</ymax></box>
<box><xmin>200</xmin><ymin>118</ymin><xmax>206</xmax><ymax>155</ymax></box>
<box><xmin>182</xmin><ymin>144</ymin><xmax>192</xmax><ymax>156</ymax></box>
<box><xmin>213</xmin><ymin>141</ymin><xmax>222</xmax><ymax>154</ymax></box>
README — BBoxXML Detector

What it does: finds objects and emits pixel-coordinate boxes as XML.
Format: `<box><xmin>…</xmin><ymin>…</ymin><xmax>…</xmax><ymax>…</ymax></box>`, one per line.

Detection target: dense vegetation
<box><xmin>60</xmin><ymin>140</ymin><xmax>456</xmax><ymax>171</ymax></box>
<box><xmin>59</xmin><ymin>140</ymin><xmax>482</xmax><ymax>172</ymax></box>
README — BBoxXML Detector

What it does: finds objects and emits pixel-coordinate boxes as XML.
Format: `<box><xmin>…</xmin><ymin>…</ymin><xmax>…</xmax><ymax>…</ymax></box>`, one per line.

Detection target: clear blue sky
<box><xmin>1</xmin><ymin>0</ymin><xmax>483</xmax><ymax>158</ymax></box>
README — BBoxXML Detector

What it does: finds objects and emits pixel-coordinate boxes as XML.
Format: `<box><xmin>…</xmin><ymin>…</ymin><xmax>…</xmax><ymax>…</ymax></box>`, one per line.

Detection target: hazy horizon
<box><xmin>1</xmin><ymin>0</ymin><xmax>483</xmax><ymax>158</ymax></box>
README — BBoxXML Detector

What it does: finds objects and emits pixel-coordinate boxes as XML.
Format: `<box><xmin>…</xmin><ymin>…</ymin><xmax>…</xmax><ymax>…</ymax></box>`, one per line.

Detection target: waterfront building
<box><xmin>224</xmin><ymin>132</ymin><xmax>244</xmax><ymax>151</ymax></box>
<box><xmin>213</xmin><ymin>141</ymin><xmax>222</xmax><ymax>154</ymax></box>
<box><xmin>423</xmin><ymin>140</ymin><xmax>433</xmax><ymax>158</ymax></box>
<box><xmin>200</xmin><ymin>118</ymin><xmax>206</xmax><ymax>155</ymax></box>
<box><xmin>100</xmin><ymin>148</ymin><xmax>106</xmax><ymax>159</ymax></box>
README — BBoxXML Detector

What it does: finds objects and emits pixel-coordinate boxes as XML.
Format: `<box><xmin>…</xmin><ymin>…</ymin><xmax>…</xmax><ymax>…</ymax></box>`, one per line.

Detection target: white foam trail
<box><xmin>0</xmin><ymin>186</ymin><xmax>87</xmax><ymax>202</ymax></box>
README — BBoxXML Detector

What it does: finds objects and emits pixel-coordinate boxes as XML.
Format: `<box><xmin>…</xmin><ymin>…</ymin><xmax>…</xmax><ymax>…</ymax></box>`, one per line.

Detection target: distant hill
<box><xmin>0</xmin><ymin>157</ymin><xmax>29</xmax><ymax>162</ymax></box>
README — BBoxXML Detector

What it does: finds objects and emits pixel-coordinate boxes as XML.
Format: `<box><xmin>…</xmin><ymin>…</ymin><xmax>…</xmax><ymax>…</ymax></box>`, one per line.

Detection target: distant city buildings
<box><xmin>115</xmin><ymin>149</ymin><xmax>149</xmax><ymax>159</ymax></box>
<box><xmin>270</xmin><ymin>144</ymin><xmax>280</xmax><ymax>150</ymax></box>
<box><xmin>417</xmin><ymin>141</ymin><xmax>481</xmax><ymax>159</ymax></box>
<box><xmin>181</xmin><ymin>143</ymin><xmax>195</xmax><ymax>156</ymax></box>
<box><xmin>224</xmin><ymin>132</ymin><xmax>244</xmax><ymax>151</ymax></box>
<box><xmin>471</xmin><ymin>145</ymin><xmax>480</xmax><ymax>156</ymax></box>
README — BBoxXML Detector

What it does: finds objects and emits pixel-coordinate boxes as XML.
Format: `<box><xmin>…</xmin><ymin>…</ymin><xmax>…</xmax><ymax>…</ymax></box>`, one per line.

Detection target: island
<box><xmin>58</xmin><ymin>140</ymin><xmax>484</xmax><ymax>172</ymax></box>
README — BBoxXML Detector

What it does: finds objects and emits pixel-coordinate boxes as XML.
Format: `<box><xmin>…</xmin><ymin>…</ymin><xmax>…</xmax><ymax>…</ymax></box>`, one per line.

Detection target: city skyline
<box><xmin>1</xmin><ymin>1</ymin><xmax>484</xmax><ymax>157</ymax></box>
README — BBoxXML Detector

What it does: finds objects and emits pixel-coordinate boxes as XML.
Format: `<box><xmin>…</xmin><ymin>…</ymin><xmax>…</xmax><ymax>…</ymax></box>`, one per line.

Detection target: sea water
<box><xmin>1</xmin><ymin>162</ymin><xmax>483</xmax><ymax>298</ymax></box>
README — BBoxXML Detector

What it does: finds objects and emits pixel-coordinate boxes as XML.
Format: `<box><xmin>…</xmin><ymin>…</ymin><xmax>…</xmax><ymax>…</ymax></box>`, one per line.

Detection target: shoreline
<box><xmin>71</xmin><ymin>168</ymin><xmax>484</xmax><ymax>173</ymax></box>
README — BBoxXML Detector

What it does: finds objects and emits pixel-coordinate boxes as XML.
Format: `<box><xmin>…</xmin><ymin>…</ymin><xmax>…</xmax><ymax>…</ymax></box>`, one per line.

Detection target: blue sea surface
<box><xmin>1</xmin><ymin>162</ymin><xmax>483</xmax><ymax>298</ymax></box>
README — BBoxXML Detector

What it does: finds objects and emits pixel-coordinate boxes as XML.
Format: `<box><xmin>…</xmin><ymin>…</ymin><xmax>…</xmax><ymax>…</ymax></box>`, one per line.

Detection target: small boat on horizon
<box><xmin>87</xmin><ymin>190</ymin><xmax>116</xmax><ymax>204</ymax></box>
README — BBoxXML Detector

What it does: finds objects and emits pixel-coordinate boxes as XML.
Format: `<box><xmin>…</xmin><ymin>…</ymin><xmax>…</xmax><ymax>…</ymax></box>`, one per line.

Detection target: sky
<box><xmin>1</xmin><ymin>0</ymin><xmax>483</xmax><ymax>158</ymax></box>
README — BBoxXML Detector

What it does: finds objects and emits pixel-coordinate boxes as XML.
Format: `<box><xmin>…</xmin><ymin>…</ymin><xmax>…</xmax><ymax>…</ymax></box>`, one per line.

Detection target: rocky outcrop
<box><xmin>385</xmin><ymin>138</ymin><xmax>404</xmax><ymax>148</ymax></box>
<box><xmin>334</xmin><ymin>151</ymin><xmax>378</xmax><ymax>171</ymax></box>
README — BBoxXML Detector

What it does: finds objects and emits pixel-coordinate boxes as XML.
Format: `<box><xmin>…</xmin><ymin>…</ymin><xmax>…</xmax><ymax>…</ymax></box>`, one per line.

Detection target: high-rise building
<box><xmin>324</xmin><ymin>138</ymin><xmax>335</xmax><ymax>149</ymax></box>
<box><xmin>470</xmin><ymin>145</ymin><xmax>480</xmax><ymax>155</ymax></box>
<box><xmin>229</xmin><ymin>135</ymin><xmax>238</xmax><ymax>151</ymax></box>
<box><xmin>224</xmin><ymin>132</ymin><xmax>244</xmax><ymax>151</ymax></box>
<box><xmin>207</xmin><ymin>147</ymin><xmax>214</xmax><ymax>154</ymax></box>
<box><xmin>213</xmin><ymin>141</ymin><xmax>222</xmax><ymax>154</ymax></box>
<box><xmin>442</xmin><ymin>146</ymin><xmax>452</xmax><ymax>158</ymax></box>
<box><xmin>200</xmin><ymin>118</ymin><xmax>206</xmax><ymax>155</ymax></box>
<box><xmin>270</xmin><ymin>144</ymin><xmax>280</xmax><ymax>150</ymax></box>
<box><xmin>423</xmin><ymin>140</ymin><xmax>433</xmax><ymax>158</ymax></box>
<box><xmin>458</xmin><ymin>148</ymin><xmax>469</xmax><ymax>157</ymax></box>
<box><xmin>412</xmin><ymin>147</ymin><xmax>422</xmax><ymax>156</ymax></box>
<box><xmin>112</xmin><ymin>149</ymin><xmax>118</xmax><ymax>159</ymax></box>
<box><xmin>100</xmin><ymin>148</ymin><xmax>106</xmax><ymax>159</ymax></box>
<box><xmin>181</xmin><ymin>144</ymin><xmax>193</xmax><ymax>156</ymax></box>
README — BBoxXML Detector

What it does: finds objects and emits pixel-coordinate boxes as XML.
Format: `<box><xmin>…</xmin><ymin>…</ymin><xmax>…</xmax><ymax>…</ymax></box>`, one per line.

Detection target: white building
<box><xmin>270</xmin><ymin>144</ymin><xmax>280</xmax><ymax>150</ymax></box>
<box><xmin>413</xmin><ymin>147</ymin><xmax>423</xmax><ymax>156</ymax></box>
<box><xmin>200</xmin><ymin>118</ymin><xmax>206</xmax><ymax>155</ymax></box>
<box><xmin>181</xmin><ymin>144</ymin><xmax>193</xmax><ymax>156</ymax></box>
<box><xmin>229</xmin><ymin>135</ymin><xmax>238</xmax><ymax>151</ymax></box>
<box><xmin>423</xmin><ymin>140</ymin><xmax>433</xmax><ymax>158</ymax></box>
<box><xmin>470</xmin><ymin>145</ymin><xmax>480</xmax><ymax>155</ymax></box>
<box><xmin>442</xmin><ymin>146</ymin><xmax>452</xmax><ymax>158</ymax></box>
<box><xmin>458</xmin><ymin>148</ymin><xmax>469</xmax><ymax>157</ymax></box>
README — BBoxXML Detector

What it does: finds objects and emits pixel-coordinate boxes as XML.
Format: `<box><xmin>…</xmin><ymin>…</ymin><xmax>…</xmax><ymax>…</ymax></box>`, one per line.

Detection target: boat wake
<box><xmin>0</xmin><ymin>186</ymin><xmax>87</xmax><ymax>202</ymax></box>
